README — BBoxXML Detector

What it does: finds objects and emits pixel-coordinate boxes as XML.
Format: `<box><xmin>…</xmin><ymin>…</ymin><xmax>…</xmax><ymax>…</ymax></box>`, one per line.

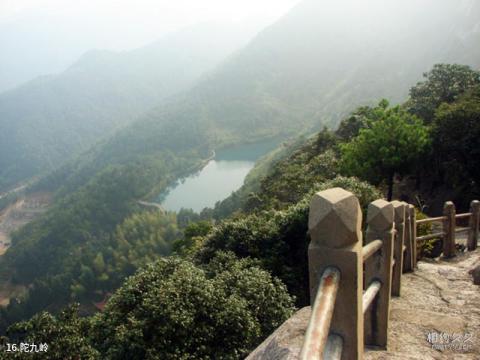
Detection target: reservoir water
<box><xmin>158</xmin><ymin>140</ymin><xmax>281</xmax><ymax>212</ymax></box>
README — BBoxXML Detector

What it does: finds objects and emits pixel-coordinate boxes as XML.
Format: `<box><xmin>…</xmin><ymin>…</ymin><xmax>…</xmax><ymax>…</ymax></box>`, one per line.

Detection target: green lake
<box><xmin>158</xmin><ymin>140</ymin><xmax>281</xmax><ymax>212</ymax></box>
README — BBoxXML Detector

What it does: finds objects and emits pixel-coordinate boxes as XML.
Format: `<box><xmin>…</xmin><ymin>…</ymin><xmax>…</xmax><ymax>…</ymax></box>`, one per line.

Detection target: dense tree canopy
<box><xmin>407</xmin><ymin>64</ymin><xmax>480</xmax><ymax>123</ymax></box>
<box><xmin>4</xmin><ymin>254</ymin><xmax>294</xmax><ymax>360</ymax></box>
<box><xmin>432</xmin><ymin>85</ymin><xmax>480</xmax><ymax>191</ymax></box>
<box><xmin>341</xmin><ymin>101</ymin><xmax>430</xmax><ymax>200</ymax></box>
<box><xmin>172</xmin><ymin>220</ymin><xmax>212</xmax><ymax>256</ymax></box>
<box><xmin>241</xmin><ymin>131</ymin><xmax>341</xmax><ymax>212</ymax></box>
<box><xmin>3</xmin><ymin>305</ymin><xmax>98</xmax><ymax>360</ymax></box>
<box><xmin>198</xmin><ymin>176</ymin><xmax>381</xmax><ymax>305</ymax></box>
<box><xmin>401</xmin><ymin>65</ymin><xmax>480</xmax><ymax>209</ymax></box>
<box><xmin>2</xmin><ymin>61</ymin><xmax>479</xmax><ymax>359</ymax></box>
<box><xmin>0</xmin><ymin>154</ymin><xmax>199</xmax><ymax>332</ymax></box>
<box><xmin>335</xmin><ymin>105</ymin><xmax>374</xmax><ymax>141</ymax></box>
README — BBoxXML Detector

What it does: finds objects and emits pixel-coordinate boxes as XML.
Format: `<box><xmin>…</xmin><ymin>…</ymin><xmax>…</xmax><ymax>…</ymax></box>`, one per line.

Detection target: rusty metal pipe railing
<box><xmin>416</xmin><ymin>216</ymin><xmax>446</xmax><ymax>224</ymax></box>
<box><xmin>455</xmin><ymin>213</ymin><xmax>472</xmax><ymax>219</ymax></box>
<box><xmin>416</xmin><ymin>232</ymin><xmax>445</xmax><ymax>242</ymax></box>
<box><xmin>362</xmin><ymin>239</ymin><xmax>383</xmax><ymax>262</ymax></box>
<box><xmin>362</xmin><ymin>280</ymin><xmax>381</xmax><ymax>315</ymax></box>
<box><xmin>300</xmin><ymin>267</ymin><xmax>341</xmax><ymax>360</ymax></box>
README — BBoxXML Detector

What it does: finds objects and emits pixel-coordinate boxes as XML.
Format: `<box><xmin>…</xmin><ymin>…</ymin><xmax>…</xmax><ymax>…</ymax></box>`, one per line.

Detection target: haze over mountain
<box><xmin>74</xmin><ymin>0</ymin><xmax>480</xmax><ymax>175</ymax></box>
<box><xmin>0</xmin><ymin>0</ymin><xmax>299</xmax><ymax>92</ymax></box>
<box><xmin>0</xmin><ymin>22</ymin><xmax>255</xmax><ymax>191</ymax></box>
<box><xmin>1</xmin><ymin>0</ymin><xmax>480</xmax><ymax>338</ymax></box>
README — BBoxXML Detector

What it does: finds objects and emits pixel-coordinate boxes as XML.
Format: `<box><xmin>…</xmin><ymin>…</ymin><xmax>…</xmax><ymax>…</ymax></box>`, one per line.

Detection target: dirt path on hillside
<box><xmin>0</xmin><ymin>200</ymin><xmax>24</xmax><ymax>255</ymax></box>
<box><xmin>0</xmin><ymin>192</ymin><xmax>52</xmax><ymax>255</ymax></box>
<box><xmin>0</xmin><ymin>192</ymin><xmax>51</xmax><ymax>306</ymax></box>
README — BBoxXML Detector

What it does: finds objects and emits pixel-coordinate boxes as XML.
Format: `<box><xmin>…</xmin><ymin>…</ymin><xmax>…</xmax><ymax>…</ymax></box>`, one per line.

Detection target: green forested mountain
<box><xmin>0</xmin><ymin>23</ymin><xmax>253</xmax><ymax>191</ymax></box>
<box><xmin>49</xmin><ymin>0</ymin><xmax>480</xmax><ymax>215</ymax></box>
<box><xmin>211</xmin><ymin>65</ymin><xmax>480</xmax><ymax>220</ymax></box>
<box><xmin>1</xmin><ymin>0</ymin><xmax>480</xmax><ymax>339</ymax></box>
<box><xmin>2</xmin><ymin>61</ymin><xmax>480</xmax><ymax>358</ymax></box>
<box><xmin>3</xmin><ymin>254</ymin><xmax>295</xmax><ymax>359</ymax></box>
<box><xmin>0</xmin><ymin>152</ymin><xmax>202</xmax><ymax>330</ymax></box>
<box><xmin>52</xmin><ymin>0</ymin><xmax>480</xmax><ymax>185</ymax></box>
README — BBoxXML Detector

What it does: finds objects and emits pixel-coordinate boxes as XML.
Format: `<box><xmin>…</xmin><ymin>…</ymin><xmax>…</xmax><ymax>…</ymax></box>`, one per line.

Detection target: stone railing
<box><xmin>415</xmin><ymin>200</ymin><xmax>480</xmax><ymax>256</ymax></box>
<box><xmin>298</xmin><ymin>188</ymin><xmax>479</xmax><ymax>359</ymax></box>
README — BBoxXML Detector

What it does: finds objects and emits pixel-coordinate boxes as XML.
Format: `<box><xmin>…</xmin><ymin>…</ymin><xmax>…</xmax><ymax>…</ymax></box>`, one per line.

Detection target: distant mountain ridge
<box><xmin>1</xmin><ymin>0</ymin><xmax>480</xmax><ymax>332</ymax></box>
<box><xmin>78</xmin><ymin>0</ymin><xmax>480</xmax><ymax>173</ymax></box>
<box><xmin>0</xmin><ymin>23</ymin><xmax>254</xmax><ymax>191</ymax></box>
<box><xmin>34</xmin><ymin>0</ymin><xmax>480</xmax><ymax>209</ymax></box>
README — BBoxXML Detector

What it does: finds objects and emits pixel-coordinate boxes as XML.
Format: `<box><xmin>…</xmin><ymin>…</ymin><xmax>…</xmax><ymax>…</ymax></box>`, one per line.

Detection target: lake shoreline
<box><xmin>156</xmin><ymin>139</ymin><xmax>283</xmax><ymax>212</ymax></box>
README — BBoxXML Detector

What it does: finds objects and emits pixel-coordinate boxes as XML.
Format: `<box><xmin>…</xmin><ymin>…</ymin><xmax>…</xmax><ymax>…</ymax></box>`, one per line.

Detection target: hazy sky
<box><xmin>0</xmin><ymin>0</ymin><xmax>301</xmax><ymax>49</ymax></box>
<box><xmin>0</xmin><ymin>0</ymin><xmax>300</xmax><ymax>91</ymax></box>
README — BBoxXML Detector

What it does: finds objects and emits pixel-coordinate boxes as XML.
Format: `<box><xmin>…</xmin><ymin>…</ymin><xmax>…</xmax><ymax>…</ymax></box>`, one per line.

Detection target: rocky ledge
<box><xmin>248</xmin><ymin>249</ymin><xmax>480</xmax><ymax>359</ymax></box>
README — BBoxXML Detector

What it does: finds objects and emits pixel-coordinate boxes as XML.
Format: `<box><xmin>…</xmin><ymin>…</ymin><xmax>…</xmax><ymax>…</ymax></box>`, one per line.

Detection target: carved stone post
<box><xmin>442</xmin><ymin>201</ymin><xmax>456</xmax><ymax>258</ymax></box>
<box><xmin>402</xmin><ymin>202</ymin><xmax>413</xmax><ymax>272</ymax></box>
<box><xmin>410</xmin><ymin>205</ymin><xmax>418</xmax><ymax>268</ymax></box>
<box><xmin>364</xmin><ymin>200</ymin><xmax>394</xmax><ymax>349</ymax></box>
<box><xmin>467</xmin><ymin>200</ymin><xmax>479</xmax><ymax>251</ymax></box>
<box><xmin>391</xmin><ymin>201</ymin><xmax>405</xmax><ymax>296</ymax></box>
<box><xmin>308</xmin><ymin>188</ymin><xmax>363</xmax><ymax>360</ymax></box>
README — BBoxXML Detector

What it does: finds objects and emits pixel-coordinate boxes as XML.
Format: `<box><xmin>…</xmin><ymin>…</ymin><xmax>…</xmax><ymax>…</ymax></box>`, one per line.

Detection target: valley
<box><xmin>0</xmin><ymin>23</ymin><xmax>254</xmax><ymax>192</ymax></box>
<box><xmin>0</xmin><ymin>0</ymin><xmax>479</xmax><ymax>358</ymax></box>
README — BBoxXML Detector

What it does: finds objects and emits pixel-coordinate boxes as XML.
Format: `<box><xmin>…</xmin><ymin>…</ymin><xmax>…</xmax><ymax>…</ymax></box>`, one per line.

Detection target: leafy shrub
<box><xmin>4</xmin><ymin>305</ymin><xmax>98</xmax><ymax>360</ymax></box>
<box><xmin>89</xmin><ymin>253</ymin><xmax>294</xmax><ymax>359</ymax></box>
<box><xmin>432</xmin><ymin>85</ymin><xmax>480</xmax><ymax>199</ymax></box>
<box><xmin>250</xmin><ymin>141</ymin><xmax>341</xmax><ymax>210</ymax></box>
<box><xmin>340</xmin><ymin>100</ymin><xmax>430</xmax><ymax>201</ymax></box>
<box><xmin>415</xmin><ymin>209</ymin><xmax>442</xmax><ymax>258</ymax></box>
<box><xmin>197</xmin><ymin>176</ymin><xmax>381</xmax><ymax>306</ymax></box>
<box><xmin>407</xmin><ymin>64</ymin><xmax>480</xmax><ymax>123</ymax></box>
<box><xmin>3</xmin><ymin>254</ymin><xmax>293</xmax><ymax>360</ymax></box>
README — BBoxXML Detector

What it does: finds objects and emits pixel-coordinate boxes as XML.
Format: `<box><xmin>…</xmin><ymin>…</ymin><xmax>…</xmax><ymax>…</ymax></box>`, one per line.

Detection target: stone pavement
<box><xmin>248</xmin><ymin>248</ymin><xmax>480</xmax><ymax>359</ymax></box>
<box><xmin>364</xmin><ymin>249</ymin><xmax>480</xmax><ymax>360</ymax></box>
